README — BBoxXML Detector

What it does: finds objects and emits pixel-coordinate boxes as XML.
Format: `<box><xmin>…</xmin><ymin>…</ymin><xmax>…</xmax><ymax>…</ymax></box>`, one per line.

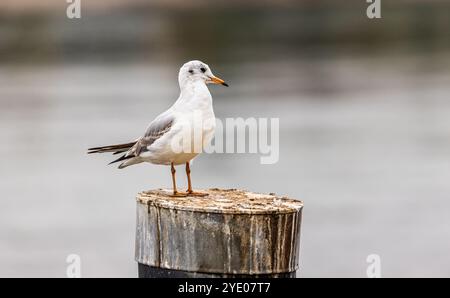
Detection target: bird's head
<box><xmin>178</xmin><ymin>60</ymin><xmax>229</xmax><ymax>89</ymax></box>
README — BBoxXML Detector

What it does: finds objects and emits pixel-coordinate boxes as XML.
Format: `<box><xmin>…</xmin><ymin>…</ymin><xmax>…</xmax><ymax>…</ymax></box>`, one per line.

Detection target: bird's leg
<box><xmin>185</xmin><ymin>162</ymin><xmax>208</xmax><ymax>197</ymax></box>
<box><xmin>170</xmin><ymin>162</ymin><xmax>187</xmax><ymax>197</ymax></box>
<box><xmin>186</xmin><ymin>162</ymin><xmax>193</xmax><ymax>193</ymax></box>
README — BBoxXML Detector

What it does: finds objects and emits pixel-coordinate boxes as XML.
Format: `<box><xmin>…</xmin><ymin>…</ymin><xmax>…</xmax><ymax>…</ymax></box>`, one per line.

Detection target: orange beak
<box><xmin>209</xmin><ymin>76</ymin><xmax>229</xmax><ymax>87</ymax></box>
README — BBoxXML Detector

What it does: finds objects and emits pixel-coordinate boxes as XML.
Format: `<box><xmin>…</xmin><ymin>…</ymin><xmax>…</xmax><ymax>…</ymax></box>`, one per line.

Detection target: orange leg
<box><xmin>170</xmin><ymin>162</ymin><xmax>187</xmax><ymax>197</ymax></box>
<box><xmin>186</xmin><ymin>162</ymin><xmax>208</xmax><ymax>197</ymax></box>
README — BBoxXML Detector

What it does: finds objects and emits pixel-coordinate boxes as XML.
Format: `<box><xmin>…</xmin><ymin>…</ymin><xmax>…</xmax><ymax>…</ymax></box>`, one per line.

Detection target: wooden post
<box><xmin>135</xmin><ymin>188</ymin><xmax>303</xmax><ymax>278</ymax></box>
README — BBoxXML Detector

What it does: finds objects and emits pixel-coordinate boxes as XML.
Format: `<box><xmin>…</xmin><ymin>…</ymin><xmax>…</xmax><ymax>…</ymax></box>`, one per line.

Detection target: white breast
<box><xmin>142</xmin><ymin>81</ymin><xmax>216</xmax><ymax>165</ymax></box>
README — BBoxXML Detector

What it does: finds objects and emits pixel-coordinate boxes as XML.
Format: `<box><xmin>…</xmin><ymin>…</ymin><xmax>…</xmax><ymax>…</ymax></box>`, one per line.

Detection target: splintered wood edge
<box><xmin>136</xmin><ymin>188</ymin><xmax>303</xmax><ymax>215</ymax></box>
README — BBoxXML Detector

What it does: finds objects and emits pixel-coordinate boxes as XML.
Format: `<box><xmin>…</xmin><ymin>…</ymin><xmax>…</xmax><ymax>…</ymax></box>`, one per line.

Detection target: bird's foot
<box><xmin>186</xmin><ymin>190</ymin><xmax>209</xmax><ymax>197</ymax></box>
<box><xmin>170</xmin><ymin>191</ymin><xmax>188</xmax><ymax>197</ymax></box>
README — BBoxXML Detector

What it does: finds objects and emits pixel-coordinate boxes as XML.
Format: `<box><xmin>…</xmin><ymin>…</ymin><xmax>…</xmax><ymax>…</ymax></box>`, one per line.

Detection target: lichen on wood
<box><xmin>137</xmin><ymin>188</ymin><xmax>303</xmax><ymax>214</ymax></box>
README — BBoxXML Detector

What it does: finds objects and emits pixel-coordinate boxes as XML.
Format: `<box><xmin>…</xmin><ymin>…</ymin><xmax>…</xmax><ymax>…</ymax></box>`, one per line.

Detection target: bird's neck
<box><xmin>176</xmin><ymin>80</ymin><xmax>212</xmax><ymax>110</ymax></box>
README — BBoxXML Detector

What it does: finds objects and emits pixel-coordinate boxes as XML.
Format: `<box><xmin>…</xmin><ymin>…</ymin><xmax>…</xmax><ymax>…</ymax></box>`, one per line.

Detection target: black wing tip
<box><xmin>87</xmin><ymin>142</ymin><xmax>136</xmax><ymax>155</ymax></box>
<box><xmin>108</xmin><ymin>154</ymin><xmax>134</xmax><ymax>165</ymax></box>
<box><xmin>87</xmin><ymin>146</ymin><xmax>106</xmax><ymax>151</ymax></box>
<box><xmin>87</xmin><ymin>146</ymin><xmax>107</xmax><ymax>154</ymax></box>
<box><xmin>87</xmin><ymin>148</ymin><xmax>109</xmax><ymax>154</ymax></box>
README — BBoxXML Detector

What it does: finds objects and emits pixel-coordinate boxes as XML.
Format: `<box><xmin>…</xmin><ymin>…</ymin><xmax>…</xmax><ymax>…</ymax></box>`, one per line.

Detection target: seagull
<box><xmin>88</xmin><ymin>60</ymin><xmax>228</xmax><ymax>197</ymax></box>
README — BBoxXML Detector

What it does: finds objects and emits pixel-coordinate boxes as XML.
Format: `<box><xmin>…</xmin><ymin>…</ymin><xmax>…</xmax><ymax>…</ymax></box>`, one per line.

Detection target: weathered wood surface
<box><xmin>135</xmin><ymin>188</ymin><xmax>303</xmax><ymax>277</ymax></box>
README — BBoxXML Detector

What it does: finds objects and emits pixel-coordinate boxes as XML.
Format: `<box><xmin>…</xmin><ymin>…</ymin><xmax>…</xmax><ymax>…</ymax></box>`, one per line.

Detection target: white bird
<box><xmin>88</xmin><ymin>60</ymin><xmax>228</xmax><ymax>197</ymax></box>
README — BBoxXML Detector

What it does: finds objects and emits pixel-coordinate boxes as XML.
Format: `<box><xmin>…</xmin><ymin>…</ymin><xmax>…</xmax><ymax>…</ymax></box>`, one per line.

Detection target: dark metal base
<box><xmin>138</xmin><ymin>263</ymin><xmax>296</xmax><ymax>278</ymax></box>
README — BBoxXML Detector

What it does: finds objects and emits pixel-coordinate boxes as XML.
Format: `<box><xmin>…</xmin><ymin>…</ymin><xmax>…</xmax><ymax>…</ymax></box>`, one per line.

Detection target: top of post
<box><xmin>137</xmin><ymin>188</ymin><xmax>303</xmax><ymax>215</ymax></box>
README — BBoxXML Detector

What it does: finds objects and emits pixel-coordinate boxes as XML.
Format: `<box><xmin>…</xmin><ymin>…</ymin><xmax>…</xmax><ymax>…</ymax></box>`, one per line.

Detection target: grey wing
<box><xmin>131</xmin><ymin>113</ymin><xmax>175</xmax><ymax>157</ymax></box>
<box><xmin>106</xmin><ymin>113</ymin><xmax>175</xmax><ymax>166</ymax></box>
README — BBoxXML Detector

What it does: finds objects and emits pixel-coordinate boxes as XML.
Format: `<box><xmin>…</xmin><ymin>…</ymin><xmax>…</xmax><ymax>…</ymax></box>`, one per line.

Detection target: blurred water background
<box><xmin>1</xmin><ymin>0</ymin><xmax>450</xmax><ymax>277</ymax></box>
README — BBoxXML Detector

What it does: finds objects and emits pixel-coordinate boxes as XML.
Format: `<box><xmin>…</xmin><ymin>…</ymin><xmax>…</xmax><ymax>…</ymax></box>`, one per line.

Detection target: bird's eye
<box><xmin>188</xmin><ymin>69</ymin><xmax>194</xmax><ymax>74</ymax></box>
<box><xmin>200</xmin><ymin>67</ymin><xmax>206</xmax><ymax>73</ymax></box>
